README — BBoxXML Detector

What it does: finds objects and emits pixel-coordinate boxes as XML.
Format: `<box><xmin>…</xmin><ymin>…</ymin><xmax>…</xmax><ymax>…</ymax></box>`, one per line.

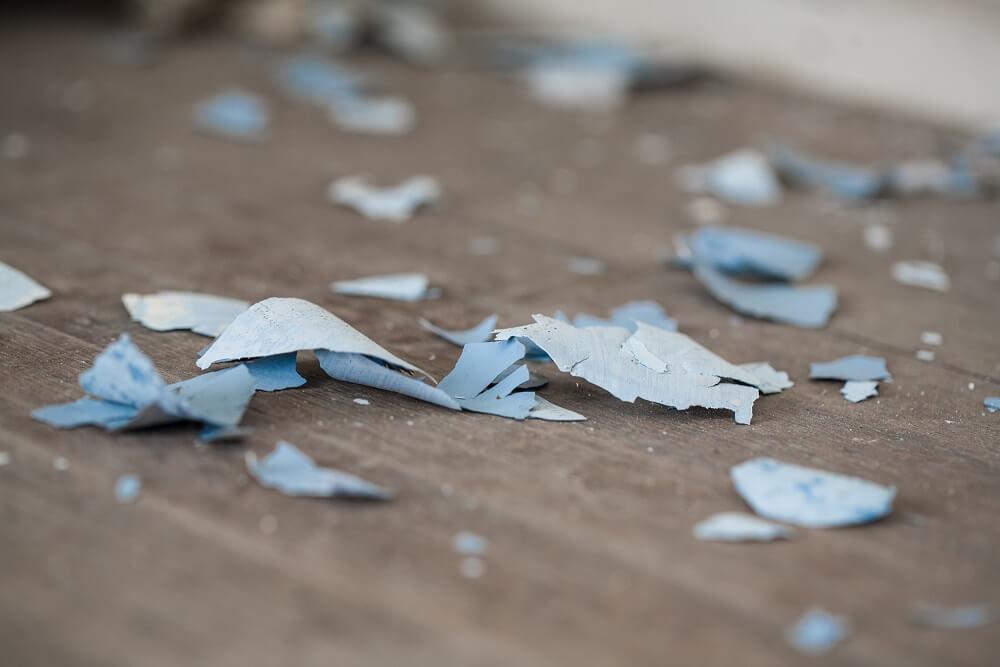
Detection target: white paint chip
<box><xmin>122</xmin><ymin>291</ymin><xmax>249</xmax><ymax>337</ymax></box>
<box><xmin>892</xmin><ymin>261</ymin><xmax>950</xmax><ymax>292</ymax></box>
<box><xmin>916</xmin><ymin>350</ymin><xmax>935</xmax><ymax>362</ymax></box>
<box><xmin>331</xmin><ymin>273</ymin><xmax>430</xmax><ymax>302</ymax></box>
<box><xmin>329</xmin><ymin>175</ymin><xmax>440</xmax><ymax>222</ymax></box>
<box><xmin>693</xmin><ymin>512</ymin><xmax>791</xmax><ymax>542</ymax></box>
<box><xmin>352</xmin><ymin>398</ymin><xmax>370</xmax><ymax>406</ymax></box>
<box><xmin>920</xmin><ymin>331</ymin><xmax>943</xmax><ymax>346</ymax></box>
<box><xmin>841</xmin><ymin>380</ymin><xmax>879</xmax><ymax>403</ymax></box>
<box><xmin>864</xmin><ymin>224</ymin><xmax>893</xmax><ymax>252</ymax></box>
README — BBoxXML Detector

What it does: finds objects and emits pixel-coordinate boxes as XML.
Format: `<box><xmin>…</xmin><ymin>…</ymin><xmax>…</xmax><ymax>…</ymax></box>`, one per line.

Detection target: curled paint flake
<box><xmin>693</xmin><ymin>512</ymin><xmax>791</xmax><ymax>542</ymax></box>
<box><xmin>0</xmin><ymin>261</ymin><xmax>51</xmax><ymax>311</ymax></box>
<box><xmin>329</xmin><ymin>175</ymin><xmax>440</xmax><ymax>222</ymax></box>
<box><xmin>332</xmin><ymin>273</ymin><xmax>430</xmax><ymax>302</ymax></box>
<box><xmin>419</xmin><ymin>314</ymin><xmax>498</xmax><ymax>346</ymax></box>
<box><xmin>687</xmin><ymin>226</ymin><xmax>821</xmax><ymax>281</ymax></box>
<box><xmin>122</xmin><ymin>291</ymin><xmax>249</xmax><ymax>337</ymax></box>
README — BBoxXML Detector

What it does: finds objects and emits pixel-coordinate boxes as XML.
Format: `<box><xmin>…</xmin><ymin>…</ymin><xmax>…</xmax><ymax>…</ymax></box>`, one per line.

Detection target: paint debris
<box><xmin>329</xmin><ymin>175</ymin><xmax>440</xmax><ymax>222</ymax></box>
<box><xmin>33</xmin><ymin>334</ymin><xmax>256</xmax><ymax>441</ymax></box>
<box><xmin>679</xmin><ymin>149</ymin><xmax>781</xmax><ymax>206</ymax></box>
<box><xmin>194</xmin><ymin>90</ymin><xmax>268</xmax><ymax>142</ymax></box>
<box><xmin>984</xmin><ymin>397</ymin><xmax>1000</xmax><ymax>413</ymax></box>
<box><xmin>787</xmin><ymin>608</ymin><xmax>849</xmax><ymax>655</ymax></box>
<box><xmin>246</xmin><ymin>441</ymin><xmax>390</xmax><ymax>500</ymax></box>
<box><xmin>886</xmin><ymin>159</ymin><xmax>979</xmax><ymax>198</ymax></box>
<box><xmin>122</xmin><ymin>291</ymin><xmax>249</xmax><ymax>337</ymax></box>
<box><xmin>916</xmin><ymin>350</ymin><xmax>935</xmax><ymax>362</ymax></box>
<box><xmin>244</xmin><ymin>353</ymin><xmax>307</xmax><ymax>392</ymax></box>
<box><xmin>739</xmin><ymin>362</ymin><xmax>794</xmax><ymax>395</ymax></box>
<box><xmin>864</xmin><ymin>224</ymin><xmax>894</xmax><ymax>252</ymax></box>
<box><xmin>694</xmin><ymin>264</ymin><xmax>837</xmax><ymax>329</ymax></box>
<box><xmin>114</xmin><ymin>474</ymin><xmax>141</xmax><ymax>503</ymax></box>
<box><xmin>909</xmin><ymin>603</ymin><xmax>992</xmax><ymax>629</ymax></box>
<box><xmin>352</xmin><ymin>398</ymin><xmax>370</xmax><ymax>406</ymax></box>
<box><xmin>810</xmin><ymin>356</ymin><xmax>890</xmax><ymax>382</ymax></box>
<box><xmin>453</xmin><ymin>531</ymin><xmax>489</xmax><ymax>555</ymax></box>
<box><xmin>770</xmin><ymin>144</ymin><xmax>883</xmax><ymax>201</ymax></box>
<box><xmin>920</xmin><ymin>331</ymin><xmax>943</xmax><ymax>346</ymax></box>
<box><xmin>0</xmin><ymin>261</ymin><xmax>51</xmax><ymax>311</ymax></box>
<box><xmin>686</xmin><ymin>226</ymin><xmax>821</xmax><ymax>281</ymax></box>
<box><xmin>731</xmin><ymin>457</ymin><xmax>895</xmax><ymax>528</ymax></box>
<box><xmin>570</xmin><ymin>300</ymin><xmax>678</xmax><ymax>332</ymax></box>
<box><xmin>892</xmin><ymin>261</ymin><xmax>950</xmax><ymax>292</ymax></box>
<box><xmin>565</xmin><ymin>257</ymin><xmax>606</xmax><ymax>276</ymax></box>
<box><xmin>316</xmin><ymin>351</ymin><xmax>458</xmax><ymax>410</ymax></box>
<box><xmin>693</xmin><ymin>512</ymin><xmax>791</xmax><ymax>542</ymax></box>
<box><xmin>274</xmin><ymin>55</ymin><xmax>364</xmax><ymax>105</ymax></box>
<box><xmin>496</xmin><ymin>316</ymin><xmax>762</xmax><ymax>424</ymax></box>
<box><xmin>419</xmin><ymin>314</ymin><xmax>498</xmax><ymax>346</ymax></box>
<box><xmin>329</xmin><ymin>95</ymin><xmax>415</xmax><ymax>135</ymax></box>
<box><xmin>331</xmin><ymin>273</ymin><xmax>431</xmax><ymax>301</ymax></box>
<box><xmin>841</xmin><ymin>380</ymin><xmax>879</xmax><ymax>403</ymax></box>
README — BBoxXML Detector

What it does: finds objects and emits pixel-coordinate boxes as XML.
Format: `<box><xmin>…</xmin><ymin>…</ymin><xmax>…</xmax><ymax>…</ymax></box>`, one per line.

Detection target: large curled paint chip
<box><xmin>122</xmin><ymin>291</ymin><xmax>249</xmax><ymax>337</ymax></box>
<box><xmin>495</xmin><ymin>316</ymin><xmax>761</xmax><ymax>424</ymax></box>
<box><xmin>0</xmin><ymin>261</ymin><xmax>51</xmax><ymax>311</ymax></box>
<box><xmin>331</xmin><ymin>273</ymin><xmax>430</xmax><ymax>301</ymax></box>
<box><xmin>694</xmin><ymin>264</ymin><xmax>837</xmax><ymax>329</ymax></box>
<box><xmin>196</xmin><ymin>297</ymin><xmax>429</xmax><ymax>378</ymax></box>
<box><xmin>731</xmin><ymin>457</ymin><xmax>895</xmax><ymax>528</ymax></box>
<box><xmin>246</xmin><ymin>441</ymin><xmax>390</xmax><ymax>500</ymax></box>
<box><xmin>328</xmin><ymin>175</ymin><xmax>440</xmax><ymax>222</ymax></box>
<box><xmin>687</xmin><ymin>226</ymin><xmax>821</xmax><ymax>281</ymax></box>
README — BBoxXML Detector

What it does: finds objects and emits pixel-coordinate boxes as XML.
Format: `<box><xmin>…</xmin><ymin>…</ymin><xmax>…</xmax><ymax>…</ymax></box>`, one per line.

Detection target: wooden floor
<box><xmin>2</xmin><ymin>20</ymin><xmax>999</xmax><ymax>667</ymax></box>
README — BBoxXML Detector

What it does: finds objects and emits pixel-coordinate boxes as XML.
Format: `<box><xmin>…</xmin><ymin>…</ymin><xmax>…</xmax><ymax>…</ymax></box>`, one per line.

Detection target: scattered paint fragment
<box><xmin>0</xmin><ymin>261</ymin><xmax>51</xmax><ymax>311</ymax></box>
<box><xmin>0</xmin><ymin>452</ymin><xmax>10</xmax><ymax>466</ymax></box>
<box><xmin>984</xmin><ymin>397</ymin><xmax>1000</xmax><ymax>413</ymax></box>
<box><xmin>809</xmin><ymin>355</ymin><xmax>890</xmax><ymax>382</ymax></box>
<box><xmin>892</xmin><ymin>261</ymin><xmax>950</xmax><ymax>292</ymax></box>
<box><xmin>770</xmin><ymin>144</ymin><xmax>883</xmax><ymax>201</ymax></box>
<box><xmin>731</xmin><ymin>457</ymin><xmax>895</xmax><ymax>528</ymax></box>
<box><xmin>329</xmin><ymin>175</ymin><xmax>440</xmax><ymax>222</ymax></box>
<box><xmin>694</xmin><ymin>264</ymin><xmax>837</xmax><ymax>329</ymax></box>
<box><xmin>886</xmin><ymin>159</ymin><xmax>979</xmax><ymax>198</ymax></box>
<box><xmin>114</xmin><ymin>474</ymin><xmax>141</xmax><ymax>503</ymax></box>
<box><xmin>527</xmin><ymin>397</ymin><xmax>586</xmax><ymax>422</ymax></box>
<box><xmin>197</xmin><ymin>297</ymin><xmax>430</xmax><ymax>378</ymax></box>
<box><xmin>787</xmin><ymin>608</ymin><xmax>849</xmax><ymax>655</ymax></box>
<box><xmin>916</xmin><ymin>350</ymin><xmax>935</xmax><ymax>362</ymax></box>
<box><xmin>687</xmin><ymin>226</ymin><xmax>821</xmax><ymax>281</ymax></box>
<box><xmin>122</xmin><ymin>291</ymin><xmax>249</xmax><ymax>337</ymax></box>
<box><xmin>565</xmin><ymin>257</ymin><xmax>606</xmax><ymax>276</ymax></box>
<box><xmin>909</xmin><ymin>603</ymin><xmax>992</xmax><ymax>629</ymax></box>
<box><xmin>496</xmin><ymin>316</ymin><xmax>761</xmax><ymax>424</ymax></box>
<box><xmin>274</xmin><ymin>55</ymin><xmax>364</xmax><ymax>105</ymax></box>
<box><xmin>244</xmin><ymin>353</ymin><xmax>306</xmax><ymax>392</ymax></box>
<box><xmin>739</xmin><ymin>362</ymin><xmax>793</xmax><ymax>395</ymax></box>
<box><xmin>194</xmin><ymin>90</ymin><xmax>268</xmax><ymax>142</ymax></box>
<box><xmin>920</xmin><ymin>331</ymin><xmax>943</xmax><ymax>346</ymax></box>
<box><xmin>374</xmin><ymin>2</ymin><xmax>452</xmax><ymax>66</ymax></box>
<box><xmin>419</xmin><ymin>314</ymin><xmax>498</xmax><ymax>346</ymax></box>
<box><xmin>572</xmin><ymin>301</ymin><xmax>677</xmax><ymax>332</ymax></box>
<box><xmin>33</xmin><ymin>334</ymin><xmax>255</xmax><ymax>440</ymax></box>
<box><xmin>679</xmin><ymin>149</ymin><xmax>781</xmax><ymax>206</ymax></box>
<box><xmin>352</xmin><ymin>398</ymin><xmax>370</xmax><ymax>406</ymax></box>
<box><xmin>331</xmin><ymin>273</ymin><xmax>430</xmax><ymax>301</ymax></box>
<box><xmin>864</xmin><ymin>224</ymin><xmax>894</xmax><ymax>252</ymax></box>
<box><xmin>453</xmin><ymin>531</ymin><xmax>488</xmax><ymax>555</ymax></box>
<box><xmin>329</xmin><ymin>95</ymin><xmax>415</xmax><ymax>135</ymax></box>
<box><xmin>693</xmin><ymin>512</ymin><xmax>791</xmax><ymax>542</ymax></box>
<box><xmin>246</xmin><ymin>441</ymin><xmax>390</xmax><ymax>500</ymax></box>
<box><xmin>841</xmin><ymin>380</ymin><xmax>879</xmax><ymax>403</ymax></box>
<box><xmin>316</xmin><ymin>351</ymin><xmax>458</xmax><ymax>410</ymax></box>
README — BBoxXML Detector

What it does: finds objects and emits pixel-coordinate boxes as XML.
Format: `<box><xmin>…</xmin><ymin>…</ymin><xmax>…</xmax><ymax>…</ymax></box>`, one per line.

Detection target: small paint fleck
<box><xmin>353</xmin><ymin>398</ymin><xmax>370</xmax><ymax>406</ymax></box>
<box><xmin>453</xmin><ymin>531</ymin><xmax>488</xmax><ymax>556</ymax></box>
<box><xmin>920</xmin><ymin>331</ymin><xmax>943</xmax><ymax>346</ymax></box>
<box><xmin>460</xmin><ymin>556</ymin><xmax>486</xmax><ymax>579</ymax></box>
<box><xmin>114</xmin><ymin>474</ymin><xmax>141</xmax><ymax>503</ymax></box>
<box><xmin>916</xmin><ymin>350</ymin><xmax>935</xmax><ymax>362</ymax></box>
<box><xmin>787</xmin><ymin>608</ymin><xmax>848</xmax><ymax>654</ymax></box>
<box><xmin>53</xmin><ymin>457</ymin><xmax>69</xmax><ymax>471</ymax></box>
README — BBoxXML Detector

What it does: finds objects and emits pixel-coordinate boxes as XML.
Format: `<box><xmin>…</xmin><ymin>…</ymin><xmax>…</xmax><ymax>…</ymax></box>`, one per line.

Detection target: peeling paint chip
<box><xmin>419</xmin><ymin>314</ymin><xmax>498</xmax><ymax>346</ymax></box>
<box><xmin>770</xmin><ymin>143</ymin><xmax>883</xmax><ymax>201</ymax></box>
<box><xmin>841</xmin><ymin>380</ymin><xmax>879</xmax><ymax>403</ymax></box>
<box><xmin>114</xmin><ymin>474</ymin><xmax>141</xmax><ymax>503</ymax></box>
<box><xmin>810</xmin><ymin>355</ymin><xmax>890</xmax><ymax>382</ymax></box>
<box><xmin>679</xmin><ymin>149</ymin><xmax>781</xmax><ymax>206</ymax></box>
<box><xmin>693</xmin><ymin>512</ymin><xmax>791</xmax><ymax>542</ymax></box>
<box><xmin>787</xmin><ymin>608</ymin><xmax>849</xmax><ymax>655</ymax></box>
<box><xmin>495</xmin><ymin>315</ymin><xmax>761</xmax><ymax>424</ymax></box>
<box><xmin>738</xmin><ymin>362</ymin><xmax>793</xmax><ymax>395</ymax></box>
<box><xmin>984</xmin><ymin>397</ymin><xmax>1000</xmax><ymax>413</ymax></box>
<box><xmin>329</xmin><ymin>95</ymin><xmax>415</xmax><ymax>135</ymax></box>
<box><xmin>0</xmin><ymin>261</ymin><xmax>51</xmax><ymax>311</ymax></box>
<box><xmin>122</xmin><ymin>291</ymin><xmax>249</xmax><ymax>337</ymax></box>
<box><xmin>328</xmin><ymin>175</ymin><xmax>440</xmax><ymax>222</ymax></box>
<box><xmin>686</xmin><ymin>226</ymin><xmax>821</xmax><ymax>281</ymax></box>
<box><xmin>571</xmin><ymin>300</ymin><xmax>677</xmax><ymax>332</ymax></box>
<box><xmin>246</xmin><ymin>441</ymin><xmax>390</xmax><ymax>500</ymax></box>
<box><xmin>731</xmin><ymin>457</ymin><xmax>895</xmax><ymax>528</ymax></box>
<box><xmin>892</xmin><ymin>261</ymin><xmax>950</xmax><ymax>292</ymax></box>
<box><xmin>331</xmin><ymin>273</ymin><xmax>431</xmax><ymax>301</ymax></box>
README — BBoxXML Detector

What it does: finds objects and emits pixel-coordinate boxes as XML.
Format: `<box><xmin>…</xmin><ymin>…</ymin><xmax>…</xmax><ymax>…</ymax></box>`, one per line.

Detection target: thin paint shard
<box><xmin>841</xmin><ymin>380</ymin><xmax>878</xmax><ymax>403</ymax></box>
<box><xmin>892</xmin><ymin>261</ymin><xmax>950</xmax><ymax>292</ymax></box>
<box><xmin>197</xmin><ymin>297</ymin><xmax>430</xmax><ymax>378</ymax></box>
<box><xmin>694</xmin><ymin>264</ymin><xmax>837</xmax><ymax>329</ymax></box>
<box><xmin>419</xmin><ymin>314</ymin><xmax>498</xmax><ymax>346</ymax></box>
<box><xmin>244</xmin><ymin>353</ymin><xmax>306</xmax><ymax>392</ymax></box>
<box><xmin>316</xmin><ymin>351</ymin><xmax>459</xmax><ymax>410</ymax></box>
<box><xmin>528</xmin><ymin>397</ymin><xmax>586</xmax><ymax>422</ymax></box>
<box><xmin>731</xmin><ymin>457</ymin><xmax>895</xmax><ymax>528</ymax></box>
<box><xmin>331</xmin><ymin>273</ymin><xmax>430</xmax><ymax>301</ymax></box>
<box><xmin>787</xmin><ymin>608</ymin><xmax>849</xmax><ymax>655</ymax></box>
<box><xmin>455</xmin><ymin>364</ymin><xmax>538</xmax><ymax>420</ymax></box>
<box><xmin>122</xmin><ymin>291</ymin><xmax>249</xmax><ymax>337</ymax></box>
<box><xmin>495</xmin><ymin>316</ymin><xmax>760</xmax><ymax>424</ymax></box>
<box><xmin>439</xmin><ymin>340</ymin><xmax>527</xmax><ymax>400</ymax></box>
<box><xmin>572</xmin><ymin>301</ymin><xmax>677</xmax><ymax>332</ymax></box>
<box><xmin>809</xmin><ymin>355</ymin><xmax>890</xmax><ymax>382</ymax></box>
<box><xmin>33</xmin><ymin>334</ymin><xmax>255</xmax><ymax>439</ymax></box>
<box><xmin>194</xmin><ymin>90</ymin><xmax>268</xmax><ymax>142</ymax></box>
<box><xmin>739</xmin><ymin>362</ymin><xmax>793</xmax><ymax>395</ymax></box>
<box><xmin>0</xmin><ymin>261</ymin><xmax>51</xmax><ymax>311</ymax></box>
<box><xmin>246</xmin><ymin>441</ymin><xmax>390</xmax><ymax>500</ymax></box>
<box><xmin>909</xmin><ymin>603</ymin><xmax>992</xmax><ymax>629</ymax></box>
<box><xmin>687</xmin><ymin>226</ymin><xmax>821</xmax><ymax>281</ymax></box>
<box><xmin>693</xmin><ymin>512</ymin><xmax>791</xmax><ymax>542</ymax></box>
<box><xmin>329</xmin><ymin>95</ymin><xmax>415</xmax><ymax>135</ymax></box>
<box><xmin>770</xmin><ymin>144</ymin><xmax>884</xmax><ymax>201</ymax></box>
<box><xmin>679</xmin><ymin>149</ymin><xmax>781</xmax><ymax>206</ymax></box>
<box><xmin>329</xmin><ymin>175</ymin><xmax>440</xmax><ymax>222</ymax></box>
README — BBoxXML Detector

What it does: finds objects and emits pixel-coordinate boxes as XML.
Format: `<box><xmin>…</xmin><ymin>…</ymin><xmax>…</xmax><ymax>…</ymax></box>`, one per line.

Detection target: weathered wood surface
<box><xmin>2</xmin><ymin>21</ymin><xmax>999</xmax><ymax>667</ymax></box>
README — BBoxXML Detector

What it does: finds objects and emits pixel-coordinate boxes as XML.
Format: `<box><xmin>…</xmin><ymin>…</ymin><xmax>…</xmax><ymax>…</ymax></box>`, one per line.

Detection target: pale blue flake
<box><xmin>572</xmin><ymin>300</ymin><xmax>677</xmax><ymax>332</ymax></box>
<box><xmin>122</xmin><ymin>291</ymin><xmax>249</xmax><ymax>337</ymax></box>
<box><xmin>316</xmin><ymin>351</ymin><xmax>459</xmax><ymax>410</ymax></box>
<box><xmin>985</xmin><ymin>397</ymin><xmax>1000</xmax><ymax>413</ymax></box>
<box><xmin>419</xmin><ymin>314</ymin><xmax>497</xmax><ymax>346</ymax></box>
<box><xmin>194</xmin><ymin>90</ymin><xmax>268</xmax><ymax>142</ymax></box>
<box><xmin>693</xmin><ymin>512</ymin><xmax>791</xmax><ymax>542</ymax></box>
<box><xmin>31</xmin><ymin>397</ymin><xmax>137</xmax><ymax>430</ymax></box>
<box><xmin>274</xmin><ymin>55</ymin><xmax>364</xmax><ymax>105</ymax></box>
<box><xmin>114</xmin><ymin>474</ymin><xmax>141</xmax><ymax>504</ymax></box>
<box><xmin>731</xmin><ymin>457</ymin><xmax>895</xmax><ymax>528</ymax></box>
<box><xmin>770</xmin><ymin>144</ymin><xmax>884</xmax><ymax>201</ymax></box>
<box><xmin>787</xmin><ymin>608</ymin><xmax>849</xmax><ymax>654</ymax></box>
<box><xmin>79</xmin><ymin>334</ymin><xmax>165</xmax><ymax>407</ymax></box>
<box><xmin>244</xmin><ymin>353</ymin><xmax>306</xmax><ymax>392</ymax></box>
<box><xmin>331</xmin><ymin>273</ymin><xmax>430</xmax><ymax>301</ymax></box>
<box><xmin>688</xmin><ymin>226</ymin><xmax>821</xmax><ymax>281</ymax></box>
<box><xmin>438</xmin><ymin>339</ymin><xmax>526</xmax><ymax>400</ymax></box>
<box><xmin>246</xmin><ymin>441</ymin><xmax>390</xmax><ymax>500</ymax></box>
<box><xmin>809</xmin><ymin>355</ymin><xmax>890</xmax><ymax>382</ymax></box>
<box><xmin>456</xmin><ymin>365</ymin><xmax>538</xmax><ymax>420</ymax></box>
<box><xmin>910</xmin><ymin>603</ymin><xmax>993</xmax><ymax>629</ymax></box>
<box><xmin>681</xmin><ymin>149</ymin><xmax>781</xmax><ymax>206</ymax></box>
<box><xmin>0</xmin><ymin>261</ymin><xmax>51</xmax><ymax>311</ymax></box>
